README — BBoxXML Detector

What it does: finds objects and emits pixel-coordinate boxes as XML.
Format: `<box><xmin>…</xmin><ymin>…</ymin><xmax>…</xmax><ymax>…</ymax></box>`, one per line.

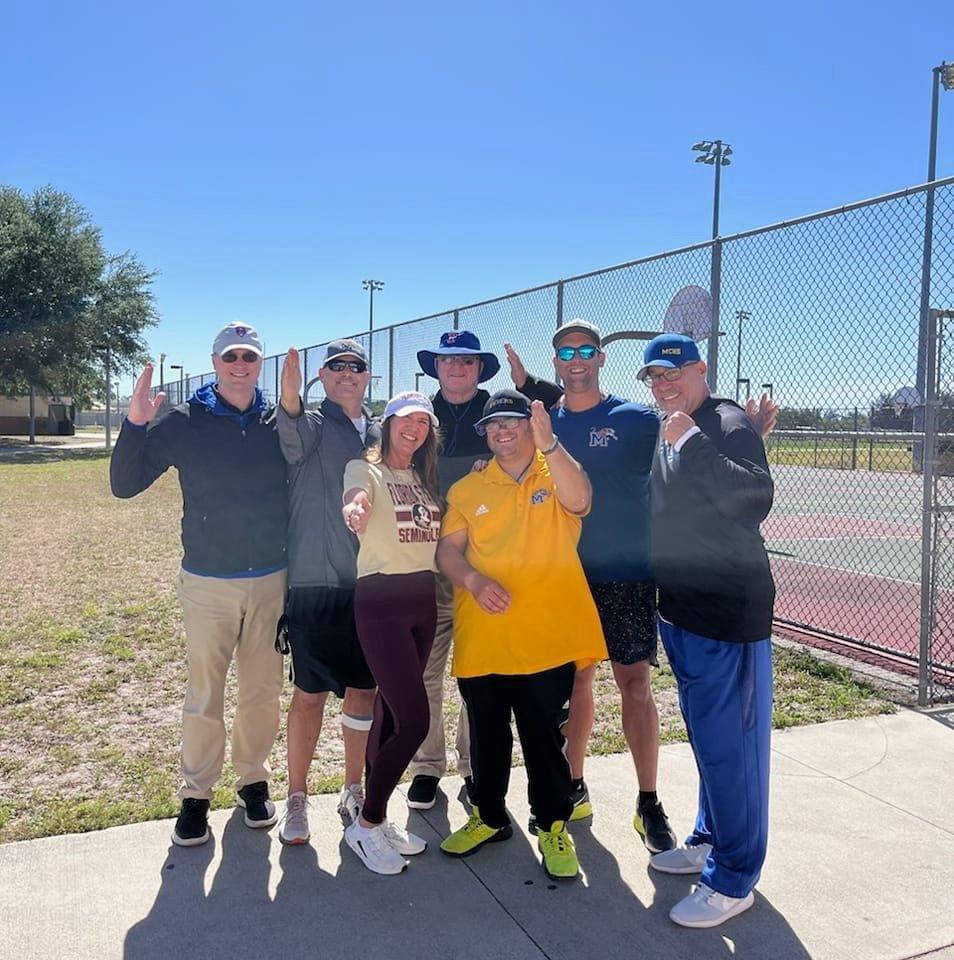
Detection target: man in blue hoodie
<box><xmin>111</xmin><ymin>322</ymin><xmax>288</xmax><ymax>848</ymax></box>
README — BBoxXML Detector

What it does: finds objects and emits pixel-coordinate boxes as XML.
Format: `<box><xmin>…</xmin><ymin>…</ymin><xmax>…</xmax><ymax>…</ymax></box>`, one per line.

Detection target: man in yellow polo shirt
<box><xmin>436</xmin><ymin>390</ymin><xmax>607</xmax><ymax>880</ymax></box>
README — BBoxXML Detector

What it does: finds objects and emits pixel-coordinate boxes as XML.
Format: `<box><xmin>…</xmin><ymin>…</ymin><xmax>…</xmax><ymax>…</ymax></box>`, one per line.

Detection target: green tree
<box><xmin>0</xmin><ymin>185</ymin><xmax>157</xmax><ymax>405</ymax></box>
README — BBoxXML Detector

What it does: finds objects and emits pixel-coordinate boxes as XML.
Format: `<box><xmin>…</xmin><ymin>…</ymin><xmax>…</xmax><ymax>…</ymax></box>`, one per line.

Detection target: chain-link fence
<box><xmin>155</xmin><ymin>176</ymin><xmax>954</xmax><ymax>703</ymax></box>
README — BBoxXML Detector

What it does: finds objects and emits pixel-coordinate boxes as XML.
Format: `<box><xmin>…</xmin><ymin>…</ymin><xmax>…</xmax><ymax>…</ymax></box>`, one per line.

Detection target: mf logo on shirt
<box><xmin>530</xmin><ymin>488</ymin><xmax>550</xmax><ymax>504</ymax></box>
<box><xmin>589</xmin><ymin>426</ymin><xmax>618</xmax><ymax>447</ymax></box>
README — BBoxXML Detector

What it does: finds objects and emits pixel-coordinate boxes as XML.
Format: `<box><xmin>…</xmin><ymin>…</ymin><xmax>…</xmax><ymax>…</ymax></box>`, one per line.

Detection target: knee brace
<box><xmin>341</xmin><ymin>712</ymin><xmax>373</xmax><ymax>732</ymax></box>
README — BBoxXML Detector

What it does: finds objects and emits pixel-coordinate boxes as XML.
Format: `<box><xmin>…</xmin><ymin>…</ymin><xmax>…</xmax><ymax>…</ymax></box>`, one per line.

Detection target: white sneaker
<box><xmin>279</xmin><ymin>792</ymin><xmax>311</xmax><ymax>845</ymax></box>
<box><xmin>337</xmin><ymin>783</ymin><xmax>364</xmax><ymax>826</ymax></box>
<box><xmin>345</xmin><ymin>821</ymin><xmax>408</xmax><ymax>875</ymax></box>
<box><xmin>382</xmin><ymin>820</ymin><xmax>427</xmax><ymax>856</ymax></box>
<box><xmin>670</xmin><ymin>883</ymin><xmax>755</xmax><ymax>928</ymax></box>
<box><xmin>650</xmin><ymin>842</ymin><xmax>712</xmax><ymax>874</ymax></box>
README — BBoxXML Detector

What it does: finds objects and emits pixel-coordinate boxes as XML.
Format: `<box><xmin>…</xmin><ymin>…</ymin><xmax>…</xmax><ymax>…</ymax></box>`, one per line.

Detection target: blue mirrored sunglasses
<box><xmin>556</xmin><ymin>344</ymin><xmax>599</xmax><ymax>361</ymax></box>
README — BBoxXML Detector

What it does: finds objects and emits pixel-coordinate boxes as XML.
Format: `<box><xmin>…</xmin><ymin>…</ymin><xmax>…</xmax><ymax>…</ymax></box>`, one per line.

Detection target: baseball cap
<box><xmin>324</xmin><ymin>339</ymin><xmax>368</xmax><ymax>365</ymax></box>
<box><xmin>473</xmin><ymin>389</ymin><xmax>532</xmax><ymax>436</ymax></box>
<box><xmin>637</xmin><ymin>334</ymin><xmax>702</xmax><ymax>381</ymax></box>
<box><xmin>212</xmin><ymin>322</ymin><xmax>264</xmax><ymax>358</ymax></box>
<box><xmin>382</xmin><ymin>391</ymin><xmax>438</xmax><ymax>427</ymax></box>
<box><xmin>552</xmin><ymin>319</ymin><xmax>601</xmax><ymax>349</ymax></box>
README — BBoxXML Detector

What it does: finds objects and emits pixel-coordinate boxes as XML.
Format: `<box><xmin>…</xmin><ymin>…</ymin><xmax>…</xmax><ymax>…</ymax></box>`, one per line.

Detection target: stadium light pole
<box><xmin>761</xmin><ymin>382</ymin><xmax>774</xmax><ymax>400</ymax></box>
<box><xmin>362</xmin><ymin>279</ymin><xmax>384</xmax><ymax>403</ymax></box>
<box><xmin>693</xmin><ymin>140</ymin><xmax>733</xmax><ymax>391</ymax></box>
<box><xmin>915</xmin><ymin>61</ymin><xmax>954</xmax><ymax>442</ymax></box>
<box><xmin>734</xmin><ymin>309</ymin><xmax>751</xmax><ymax>402</ymax></box>
<box><xmin>170</xmin><ymin>364</ymin><xmax>184</xmax><ymax>406</ymax></box>
<box><xmin>159</xmin><ymin>353</ymin><xmax>166</xmax><ymax>388</ymax></box>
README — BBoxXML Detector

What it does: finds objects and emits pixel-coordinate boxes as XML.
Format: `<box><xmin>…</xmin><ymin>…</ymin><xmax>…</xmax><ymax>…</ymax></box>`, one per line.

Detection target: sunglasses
<box><xmin>638</xmin><ymin>361</ymin><xmax>700</xmax><ymax>385</ymax></box>
<box><xmin>556</xmin><ymin>345</ymin><xmax>599</xmax><ymax>362</ymax></box>
<box><xmin>437</xmin><ymin>356</ymin><xmax>478</xmax><ymax>366</ymax></box>
<box><xmin>221</xmin><ymin>351</ymin><xmax>260</xmax><ymax>364</ymax></box>
<box><xmin>326</xmin><ymin>359</ymin><xmax>368</xmax><ymax>374</ymax></box>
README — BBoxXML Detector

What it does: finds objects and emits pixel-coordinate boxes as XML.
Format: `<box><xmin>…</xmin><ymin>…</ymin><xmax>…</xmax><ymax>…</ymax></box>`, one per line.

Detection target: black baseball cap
<box><xmin>473</xmin><ymin>389</ymin><xmax>531</xmax><ymax>436</ymax></box>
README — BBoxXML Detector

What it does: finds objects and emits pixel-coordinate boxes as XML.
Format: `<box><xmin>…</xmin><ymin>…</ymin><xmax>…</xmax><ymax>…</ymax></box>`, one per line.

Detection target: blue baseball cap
<box><xmin>637</xmin><ymin>334</ymin><xmax>702</xmax><ymax>381</ymax></box>
<box><xmin>417</xmin><ymin>330</ymin><xmax>501</xmax><ymax>382</ymax></box>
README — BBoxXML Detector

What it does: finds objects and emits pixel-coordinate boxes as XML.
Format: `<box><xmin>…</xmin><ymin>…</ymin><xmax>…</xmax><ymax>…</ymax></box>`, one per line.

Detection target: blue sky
<box><xmin>4</xmin><ymin>0</ymin><xmax>953</xmax><ymax>396</ymax></box>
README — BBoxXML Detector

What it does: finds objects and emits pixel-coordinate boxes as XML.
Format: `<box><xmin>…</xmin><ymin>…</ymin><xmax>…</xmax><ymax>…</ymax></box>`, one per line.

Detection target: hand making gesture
<box><xmin>127</xmin><ymin>364</ymin><xmax>166</xmax><ymax>427</ymax></box>
<box><xmin>280</xmin><ymin>347</ymin><xmax>303</xmax><ymax>415</ymax></box>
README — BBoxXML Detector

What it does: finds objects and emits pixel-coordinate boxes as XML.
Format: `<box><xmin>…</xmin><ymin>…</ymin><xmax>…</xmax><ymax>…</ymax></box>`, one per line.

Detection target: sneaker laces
<box><xmin>283</xmin><ymin>793</ymin><xmax>308</xmax><ymax>823</ymax></box>
<box><xmin>461</xmin><ymin>810</ymin><xmax>485</xmax><ymax>834</ymax></box>
<box><xmin>543</xmin><ymin>822</ymin><xmax>571</xmax><ymax>853</ymax></box>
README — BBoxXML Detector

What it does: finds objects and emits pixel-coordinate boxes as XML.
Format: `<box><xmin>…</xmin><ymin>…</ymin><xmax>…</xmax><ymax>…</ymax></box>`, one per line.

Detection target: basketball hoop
<box><xmin>893</xmin><ymin>402</ymin><xmax>905</xmax><ymax>419</ymax></box>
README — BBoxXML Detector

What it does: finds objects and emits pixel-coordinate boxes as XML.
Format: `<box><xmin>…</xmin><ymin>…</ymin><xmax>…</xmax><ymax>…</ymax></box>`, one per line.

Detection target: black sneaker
<box><xmin>633</xmin><ymin>797</ymin><xmax>677</xmax><ymax>854</ymax></box>
<box><xmin>172</xmin><ymin>798</ymin><xmax>210</xmax><ymax>847</ymax></box>
<box><xmin>407</xmin><ymin>774</ymin><xmax>440</xmax><ymax>810</ymax></box>
<box><xmin>237</xmin><ymin>781</ymin><xmax>278</xmax><ymax>829</ymax></box>
<box><xmin>463</xmin><ymin>776</ymin><xmax>477</xmax><ymax>806</ymax></box>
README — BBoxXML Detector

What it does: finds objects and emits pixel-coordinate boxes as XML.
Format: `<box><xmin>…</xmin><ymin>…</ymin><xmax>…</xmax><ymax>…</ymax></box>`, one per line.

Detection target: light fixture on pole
<box><xmin>915</xmin><ymin>61</ymin><xmax>953</xmax><ymax>453</ymax></box>
<box><xmin>734</xmin><ymin>309</ymin><xmax>751</xmax><ymax>402</ymax></box>
<box><xmin>170</xmin><ymin>364</ymin><xmax>184</xmax><ymax>405</ymax></box>
<box><xmin>736</xmin><ymin>377</ymin><xmax>751</xmax><ymax>401</ymax></box>
<box><xmin>761</xmin><ymin>382</ymin><xmax>774</xmax><ymax>400</ymax></box>
<box><xmin>362</xmin><ymin>279</ymin><xmax>384</xmax><ymax>403</ymax></box>
<box><xmin>414</xmin><ymin>372</ymin><xmax>425</xmax><ymax>392</ymax></box>
<box><xmin>692</xmin><ymin>139</ymin><xmax>733</xmax><ymax>391</ymax></box>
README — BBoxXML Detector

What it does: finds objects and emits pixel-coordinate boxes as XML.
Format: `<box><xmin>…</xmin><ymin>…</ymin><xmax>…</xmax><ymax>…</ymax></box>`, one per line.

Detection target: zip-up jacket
<box><xmin>277</xmin><ymin>397</ymin><xmax>381</xmax><ymax>589</ymax></box>
<box><xmin>650</xmin><ymin>395</ymin><xmax>775</xmax><ymax>642</ymax></box>
<box><xmin>110</xmin><ymin>384</ymin><xmax>288</xmax><ymax>577</ymax></box>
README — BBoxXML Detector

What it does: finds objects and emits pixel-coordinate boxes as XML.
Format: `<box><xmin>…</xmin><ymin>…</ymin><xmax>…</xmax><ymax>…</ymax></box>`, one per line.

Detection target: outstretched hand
<box><xmin>343</xmin><ymin>490</ymin><xmax>372</xmax><ymax>535</ymax></box>
<box><xmin>127</xmin><ymin>365</ymin><xmax>166</xmax><ymax>426</ymax></box>
<box><xmin>504</xmin><ymin>343</ymin><xmax>528</xmax><ymax>389</ymax></box>
<box><xmin>746</xmin><ymin>393</ymin><xmax>779</xmax><ymax>439</ymax></box>
<box><xmin>281</xmin><ymin>347</ymin><xmax>303</xmax><ymax>415</ymax></box>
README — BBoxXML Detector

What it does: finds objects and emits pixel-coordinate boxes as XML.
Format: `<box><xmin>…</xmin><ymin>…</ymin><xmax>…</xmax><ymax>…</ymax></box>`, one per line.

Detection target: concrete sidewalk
<box><xmin>2</xmin><ymin>709</ymin><xmax>953</xmax><ymax>960</ymax></box>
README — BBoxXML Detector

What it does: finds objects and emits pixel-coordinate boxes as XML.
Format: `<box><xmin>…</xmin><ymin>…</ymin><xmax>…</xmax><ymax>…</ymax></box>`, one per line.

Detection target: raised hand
<box><xmin>343</xmin><ymin>490</ymin><xmax>373</xmax><ymax>535</ymax></box>
<box><xmin>504</xmin><ymin>342</ymin><xmax>528</xmax><ymax>389</ymax></box>
<box><xmin>529</xmin><ymin>399</ymin><xmax>555</xmax><ymax>452</ymax></box>
<box><xmin>662</xmin><ymin>411</ymin><xmax>696</xmax><ymax>446</ymax></box>
<box><xmin>281</xmin><ymin>347</ymin><xmax>303</xmax><ymax>415</ymax></box>
<box><xmin>746</xmin><ymin>393</ymin><xmax>779</xmax><ymax>438</ymax></box>
<box><xmin>127</xmin><ymin>364</ymin><xmax>166</xmax><ymax>426</ymax></box>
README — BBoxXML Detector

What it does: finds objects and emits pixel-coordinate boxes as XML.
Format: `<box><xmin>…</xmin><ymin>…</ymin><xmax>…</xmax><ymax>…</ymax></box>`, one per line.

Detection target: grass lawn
<box><xmin>0</xmin><ymin>450</ymin><xmax>895</xmax><ymax>843</ymax></box>
<box><xmin>765</xmin><ymin>437</ymin><xmax>915</xmax><ymax>472</ymax></box>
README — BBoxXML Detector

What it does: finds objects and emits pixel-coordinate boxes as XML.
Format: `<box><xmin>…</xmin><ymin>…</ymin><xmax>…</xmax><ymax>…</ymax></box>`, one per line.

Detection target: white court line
<box><xmin>769</xmin><ymin>553</ymin><xmax>920</xmax><ymax>588</ymax></box>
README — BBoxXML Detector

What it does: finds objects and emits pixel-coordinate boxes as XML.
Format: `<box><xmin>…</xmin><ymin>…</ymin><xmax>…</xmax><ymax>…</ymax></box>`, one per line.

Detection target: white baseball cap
<box><xmin>212</xmin><ymin>322</ymin><xmax>264</xmax><ymax>358</ymax></box>
<box><xmin>383</xmin><ymin>391</ymin><xmax>438</xmax><ymax>427</ymax></box>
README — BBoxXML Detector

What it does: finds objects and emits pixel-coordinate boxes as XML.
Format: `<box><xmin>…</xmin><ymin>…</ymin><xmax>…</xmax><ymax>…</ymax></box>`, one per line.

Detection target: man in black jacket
<box><xmin>638</xmin><ymin>333</ymin><xmax>775</xmax><ymax>929</ymax></box>
<box><xmin>110</xmin><ymin>322</ymin><xmax>288</xmax><ymax>848</ymax></box>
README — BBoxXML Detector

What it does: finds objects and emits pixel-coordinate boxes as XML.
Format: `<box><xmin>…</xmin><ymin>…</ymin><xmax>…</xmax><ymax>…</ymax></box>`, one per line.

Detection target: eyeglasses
<box><xmin>638</xmin><ymin>361</ymin><xmax>699</xmax><ymax>385</ymax></box>
<box><xmin>481</xmin><ymin>416</ymin><xmax>526</xmax><ymax>435</ymax></box>
<box><xmin>221</xmin><ymin>351</ymin><xmax>261</xmax><ymax>364</ymax></box>
<box><xmin>437</xmin><ymin>355</ymin><xmax>478</xmax><ymax>367</ymax></box>
<box><xmin>326</xmin><ymin>360</ymin><xmax>368</xmax><ymax>374</ymax></box>
<box><xmin>556</xmin><ymin>345</ymin><xmax>599</xmax><ymax>362</ymax></box>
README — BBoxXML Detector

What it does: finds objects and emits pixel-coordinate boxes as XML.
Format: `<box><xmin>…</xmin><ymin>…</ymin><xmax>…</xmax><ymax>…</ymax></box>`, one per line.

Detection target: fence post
<box><xmin>814</xmin><ymin>436</ymin><xmax>818</xmax><ymax>467</ymax></box>
<box><xmin>868</xmin><ymin>437</ymin><xmax>874</xmax><ymax>471</ymax></box>
<box><xmin>851</xmin><ymin>407</ymin><xmax>858</xmax><ymax>470</ymax></box>
<box><xmin>918</xmin><ymin>308</ymin><xmax>940</xmax><ymax>706</ymax></box>
<box><xmin>556</xmin><ymin>280</ymin><xmax>565</xmax><ymax>330</ymax></box>
<box><xmin>388</xmin><ymin>327</ymin><xmax>395</xmax><ymax>398</ymax></box>
<box><xmin>706</xmin><ymin>241</ymin><xmax>722</xmax><ymax>391</ymax></box>
<box><xmin>453</xmin><ymin>309</ymin><xmax>460</xmax><ymax>332</ymax></box>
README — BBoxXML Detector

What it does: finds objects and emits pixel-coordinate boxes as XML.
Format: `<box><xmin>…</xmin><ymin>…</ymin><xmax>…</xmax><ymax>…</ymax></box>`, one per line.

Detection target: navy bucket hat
<box><xmin>416</xmin><ymin>330</ymin><xmax>501</xmax><ymax>383</ymax></box>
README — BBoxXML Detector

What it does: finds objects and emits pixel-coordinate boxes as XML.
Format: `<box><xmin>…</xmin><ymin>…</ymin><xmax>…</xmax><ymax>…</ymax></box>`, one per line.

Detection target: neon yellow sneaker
<box><xmin>537</xmin><ymin>820</ymin><xmax>579</xmax><ymax>879</ymax></box>
<box><xmin>440</xmin><ymin>807</ymin><xmax>513</xmax><ymax>857</ymax></box>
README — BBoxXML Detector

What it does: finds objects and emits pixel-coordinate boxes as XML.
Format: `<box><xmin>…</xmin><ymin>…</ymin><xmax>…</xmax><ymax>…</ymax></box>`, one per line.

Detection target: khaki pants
<box><xmin>410</xmin><ymin>574</ymin><xmax>471</xmax><ymax>779</ymax></box>
<box><xmin>177</xmin><ymin>568</ymin><xmax>286</xmax><ymax>800</ymax></box>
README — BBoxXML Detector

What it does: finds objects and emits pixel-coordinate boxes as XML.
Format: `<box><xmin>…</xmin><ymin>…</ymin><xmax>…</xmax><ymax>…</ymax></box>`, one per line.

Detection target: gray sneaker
<box><xmin>279</xmin><ymin>792</ymin><xmax>311</xmax><ymax>845</ymax></box>
<box><xmin>337</xmin><ymin>783</ymin><xmax>364</xmax><ymax>826</ymax></box>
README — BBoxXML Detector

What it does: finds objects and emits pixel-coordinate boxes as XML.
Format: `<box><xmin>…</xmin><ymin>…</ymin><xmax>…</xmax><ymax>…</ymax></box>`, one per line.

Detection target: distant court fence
<box><xmin>155</xmin><ymin>177</ymin><xmax>954</xmax><ymax>704</ymax></box>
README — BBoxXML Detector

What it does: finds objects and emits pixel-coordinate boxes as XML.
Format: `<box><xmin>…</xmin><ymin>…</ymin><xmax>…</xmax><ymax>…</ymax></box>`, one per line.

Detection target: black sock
<box><xmin>571</xmin><ymin>778</ymin><xmax>584</xmax><ymax>792</ymax></box>
<box><xmin>638</xmin><ymin>790</ymin><xmax>658</xmax><ymax>807</ymax></box>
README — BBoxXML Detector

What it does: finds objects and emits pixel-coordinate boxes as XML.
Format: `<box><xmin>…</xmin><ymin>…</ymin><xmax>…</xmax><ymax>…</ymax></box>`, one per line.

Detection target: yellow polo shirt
<box><xmin>441</xmin><ymin>452</ymin><xmax>607</xmax><ymax>678</ymax></box>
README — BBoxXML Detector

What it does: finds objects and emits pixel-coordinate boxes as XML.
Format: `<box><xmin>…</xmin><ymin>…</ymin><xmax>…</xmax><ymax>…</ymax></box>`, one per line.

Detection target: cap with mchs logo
<box><xmin>212</xmin><ymin>322</ymin><xmax>264</xmax><ymax>357</ymax></box>
<box><xmin>473</xmin><ymin>389</ymin><xmax>532</xmax><ymax>436</ymax></box>
<box><xmin>324</xmin><ymin>338</ymin><xmax>368</xmax><ymax>365</ymax></box>
<box><xmin>637</xmin><ymin>333</ymin><xmax>702</xmax><ymax>381</ymax></box>
<box><xmin>552</xmin><ymin>318</ymin><xmax>601</xmax><ymax>349</ymax></box>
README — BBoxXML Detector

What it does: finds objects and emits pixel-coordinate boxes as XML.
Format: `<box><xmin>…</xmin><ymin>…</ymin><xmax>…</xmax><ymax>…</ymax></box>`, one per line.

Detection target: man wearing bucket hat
<box><xmin>436</xmin><ymin>389</ymin><xmax>606</xmax><ymax>879</ymax></box>
<box><xmin>111</xmin><ymin>322</ymin><xmax>288</xmax><ymax>848</ymax></box>
<box><xmin>638</xmin><ymin>333</ymin><xmax>775</xmax><ymax>929</ymax></box>
<box><xmin>407</xmin><ymin>331</ymin><xmax>561</xmax><ymax>810</ymax></box>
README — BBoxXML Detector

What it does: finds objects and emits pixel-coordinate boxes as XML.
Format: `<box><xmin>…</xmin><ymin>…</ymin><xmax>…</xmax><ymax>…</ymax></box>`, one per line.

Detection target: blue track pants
<box><xmin>659</xmin><ymin>618</ymin><xmax>773</xmax><ymax>898</ymax></box>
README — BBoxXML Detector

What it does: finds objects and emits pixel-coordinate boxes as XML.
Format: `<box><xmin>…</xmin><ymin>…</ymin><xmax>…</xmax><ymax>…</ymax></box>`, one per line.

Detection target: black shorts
<box><xmin>286</xmin><ymin>586</ymin><xmax>376</xmax><ymax>696</ymax></box>
<box><xmin>588</xmin><ymin>580</ymin><xmax>658</xmax><ymax>666</ymax></box>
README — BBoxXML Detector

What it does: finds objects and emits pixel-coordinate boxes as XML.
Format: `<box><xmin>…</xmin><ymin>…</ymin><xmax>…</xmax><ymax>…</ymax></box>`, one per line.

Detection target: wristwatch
<box><xmin>542</xmin><ymin>434</ymin><xmax>560</xmax><ymax>455</ymax></box>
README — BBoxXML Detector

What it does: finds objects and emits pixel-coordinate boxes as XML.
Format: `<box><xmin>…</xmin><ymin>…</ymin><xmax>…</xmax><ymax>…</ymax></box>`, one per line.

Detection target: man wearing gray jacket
<box><xmin>276</xmin><ymin>339</ymin><xmax>381</xmax><ymax>845</ymax></box>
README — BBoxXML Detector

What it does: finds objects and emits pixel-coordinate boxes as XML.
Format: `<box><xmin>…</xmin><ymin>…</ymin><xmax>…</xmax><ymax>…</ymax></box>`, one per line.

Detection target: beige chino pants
<box><xmin>176</xmin><ymin>568</ymin><xmax>286</xmax><ymax>800</ymax></box>
<box><xmin>410</xmin><ymin>573</ymin><xmax>471</xmax><ymax>779</ymax></box>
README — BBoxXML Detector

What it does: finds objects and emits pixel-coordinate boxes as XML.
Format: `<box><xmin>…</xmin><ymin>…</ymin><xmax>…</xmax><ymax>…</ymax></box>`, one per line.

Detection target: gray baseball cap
<box><xmin>324</xmin><ymin>339</ymin><xmax>368</xmax><ymax>365</ymax></box>
<box><xmin>212</xmin><ymin>322</ymin><xmax>264</xmax><ymax>357</ymax></box>
<box><xmin>552</xmin><ymin>318</ymin><xmax>601</xmax><ymax>349</ymax></box>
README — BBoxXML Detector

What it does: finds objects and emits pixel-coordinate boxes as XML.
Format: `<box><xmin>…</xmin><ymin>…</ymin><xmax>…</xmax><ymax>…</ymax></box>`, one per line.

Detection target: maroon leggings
<box><xmin>354</xmin><ymin>571</ymin><xmax>437</xmax><ymax>825</ymax></box>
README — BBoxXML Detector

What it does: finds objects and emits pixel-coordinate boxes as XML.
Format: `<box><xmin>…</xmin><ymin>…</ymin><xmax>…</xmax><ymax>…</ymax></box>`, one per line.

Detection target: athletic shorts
<box><xmin>285</xmin><ymin>586</ymin><xmax>376</xmax><ymax>696</ymax></box>
<box><xmin>588</xmin><ymin>580</ymin><xmax>658</xmax><ymax>666</ymax></box>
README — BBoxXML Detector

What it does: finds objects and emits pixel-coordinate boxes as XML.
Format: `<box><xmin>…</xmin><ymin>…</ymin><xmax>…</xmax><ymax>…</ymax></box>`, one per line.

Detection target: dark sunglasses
<box><xmin>556</xmin><ymin>344</ymin><xmax>599</xmax><ymax>362</ymax></box>
<box><xmin>221</xmin><ymin>351</ymin><xmax>260</xmax><ymax>364</ymax></box>
<box><xmin>326</xmin><ymin>359</ymin><xmax>368</xmax><ymax>374</ymax></box>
